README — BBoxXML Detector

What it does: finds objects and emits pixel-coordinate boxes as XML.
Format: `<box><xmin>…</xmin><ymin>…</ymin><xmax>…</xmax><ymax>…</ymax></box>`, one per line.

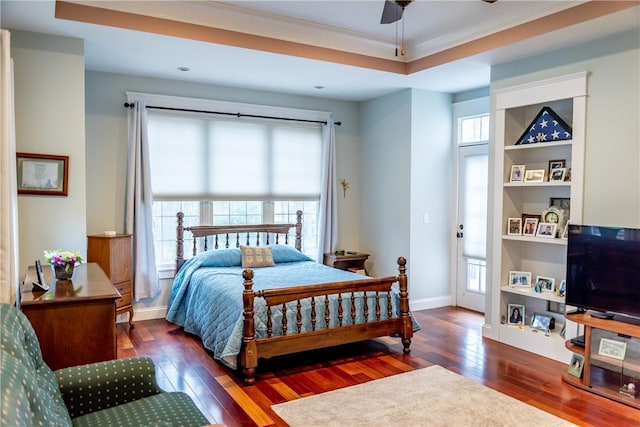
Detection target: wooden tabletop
<box><xmin>20</xmin><ymin>262</ymin><xmax>120</xmax><ymax>305</ymax></box>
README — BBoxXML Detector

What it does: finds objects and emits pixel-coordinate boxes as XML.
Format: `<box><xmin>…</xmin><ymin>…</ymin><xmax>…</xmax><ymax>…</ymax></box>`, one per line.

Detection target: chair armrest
<box><xmin>55</xmin><ymin>357</ymin><xmax>163</xmax><ymax>419</ymax></box>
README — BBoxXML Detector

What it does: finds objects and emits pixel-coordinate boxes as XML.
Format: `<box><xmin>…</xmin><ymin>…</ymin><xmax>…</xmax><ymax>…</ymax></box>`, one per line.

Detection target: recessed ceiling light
<box><xmin>314</xmin><ymin>85</ymin><xmax>325</xmax><ymax>90</ymax></box>
<box><xmin>177</xmin><ymin>67</ymin><xmax>190</xmax><ymax>72</ymax></box>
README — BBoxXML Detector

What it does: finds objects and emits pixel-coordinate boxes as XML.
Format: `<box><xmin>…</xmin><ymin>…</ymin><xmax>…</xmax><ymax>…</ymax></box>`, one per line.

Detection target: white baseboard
<box><xmin>116</xmin><ymin>306</ymin><xmax>167</xmax><ymax>323</ymax></box>
<box><xmin>410</xmin><ymin>295</ymin><xmax>452</xmax><ymax>312</ymax></box>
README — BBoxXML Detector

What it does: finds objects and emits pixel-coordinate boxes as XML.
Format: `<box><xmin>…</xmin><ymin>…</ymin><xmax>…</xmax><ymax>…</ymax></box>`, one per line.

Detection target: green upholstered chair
<box><xmin>0</xmin><ymin>303</ymin><xmax>210</xmax><ymax>426</ymax></box>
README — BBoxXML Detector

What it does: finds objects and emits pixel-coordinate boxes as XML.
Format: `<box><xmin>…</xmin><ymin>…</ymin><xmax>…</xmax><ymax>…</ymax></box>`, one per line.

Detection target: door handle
<box><xmin>457</xmin><ymin>224</ymin><xmax>464</xmax><ymax>239</ymax></box>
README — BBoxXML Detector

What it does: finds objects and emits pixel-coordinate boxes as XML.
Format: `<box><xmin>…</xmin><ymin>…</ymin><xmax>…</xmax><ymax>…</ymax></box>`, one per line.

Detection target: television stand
<box><xmin>563</xmin><ymin>312</ymin><xmax>640</xmax><ymax>409</ymax></box>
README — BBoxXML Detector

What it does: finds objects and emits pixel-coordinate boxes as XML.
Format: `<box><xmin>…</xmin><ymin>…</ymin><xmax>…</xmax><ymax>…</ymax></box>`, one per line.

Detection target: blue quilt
<box><xmin>166</xmin><ymin>245</ymin><xmax>418</xmax><ymax>369</ymax></box>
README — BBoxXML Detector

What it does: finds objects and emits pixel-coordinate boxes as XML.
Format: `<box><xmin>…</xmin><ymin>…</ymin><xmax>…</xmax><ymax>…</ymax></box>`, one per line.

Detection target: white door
<box><xmin>456</xmin><ymin>143</ymin><xmax>488</xmax><ymax>312</ymax></box>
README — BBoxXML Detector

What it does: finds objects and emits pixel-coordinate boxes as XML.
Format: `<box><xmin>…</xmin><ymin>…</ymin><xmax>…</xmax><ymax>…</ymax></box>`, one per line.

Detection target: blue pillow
<box><xmin>190</xmin><ymin>247</ymin><xmax>242</xmax><ymax>268</ymax></box>
<box><xmin>271</xmin><ymin>245</ymin><xmax>313</xmax><ymax>263</ymax></box>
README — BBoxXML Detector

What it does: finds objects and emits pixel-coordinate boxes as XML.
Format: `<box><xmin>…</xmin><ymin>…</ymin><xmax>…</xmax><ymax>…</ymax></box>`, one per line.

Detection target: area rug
<box><xmin>271</xmin><ymin>365</ymin><xmax>574</xmax><ymax>427</ymax></box>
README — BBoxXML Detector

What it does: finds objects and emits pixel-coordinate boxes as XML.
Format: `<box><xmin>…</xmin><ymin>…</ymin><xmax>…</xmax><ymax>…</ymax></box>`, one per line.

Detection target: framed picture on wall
<box><xmin>16</xmin><ymin>152</ymin><xmax>69</xmax><ymax>196</ymax></box>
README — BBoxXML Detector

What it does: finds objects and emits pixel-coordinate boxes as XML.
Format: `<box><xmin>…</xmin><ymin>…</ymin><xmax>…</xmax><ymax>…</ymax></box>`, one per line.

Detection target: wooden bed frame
<box><xmin>175</xmin><ymin>211</ymin><xmax>413</xmax><ymax>384</ymax></box>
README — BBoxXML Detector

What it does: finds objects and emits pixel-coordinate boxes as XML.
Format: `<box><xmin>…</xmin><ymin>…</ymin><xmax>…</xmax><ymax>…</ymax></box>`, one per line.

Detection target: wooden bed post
<box><xmin>176</xmin><ymin>212</ymin><xmax>184</xmax><ymax>272</ymax></box>
<box><xmin>397</xmin><ymin>256</ymin><xmax>413</xmax><ymax>353</ymax></box>
<box><xmin>241</xmin><ymin>269</ymin><xmax>258</xmax><ymax>385</ymax></box>
<box><xmin>295</xmin><ymin>210</ymin><xmax>302</xmax><ymax>251</ymax></box>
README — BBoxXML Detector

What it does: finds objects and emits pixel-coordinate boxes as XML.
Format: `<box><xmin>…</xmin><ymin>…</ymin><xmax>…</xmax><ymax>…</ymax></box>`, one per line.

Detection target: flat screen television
<box><xmin>566</xmin><ymin>224</ymin><xmax>640</xmax><ymax>320</ymax></box>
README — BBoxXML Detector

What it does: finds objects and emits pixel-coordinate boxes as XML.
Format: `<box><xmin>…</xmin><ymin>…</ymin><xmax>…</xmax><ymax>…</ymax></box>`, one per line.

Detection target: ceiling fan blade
<box><xmin>380</xmin><ymin>0</ymin><xmax>404</xmax><ymax>24</ymax></box>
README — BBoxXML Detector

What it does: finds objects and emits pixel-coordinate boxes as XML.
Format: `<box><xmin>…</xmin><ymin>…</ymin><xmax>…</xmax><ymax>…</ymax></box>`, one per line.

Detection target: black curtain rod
<box><xmin>123</xmin><ymin>103</ymin><xmax>341</xmax><ymax>126</ymax></box>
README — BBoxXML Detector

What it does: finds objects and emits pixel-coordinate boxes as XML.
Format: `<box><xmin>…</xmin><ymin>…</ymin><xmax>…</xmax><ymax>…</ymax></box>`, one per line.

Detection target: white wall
<box><xmin>11</xmin><ymin>31</ymin><xmax>86</xmax><ymax>276</ymax></box>
<box><xmin>359</xmin><ymin>90</ymin><xmax>412</xmax><ymax>277</ymax></box>
<box><xmin>409</xmin><ymin>89</ymin><xmax>453</xmax><ymax>306</ymax></box>
<box><xmin>359</xmin><ymin>89</ymin><xmax>454</xmax><ymax>308</ymax></box>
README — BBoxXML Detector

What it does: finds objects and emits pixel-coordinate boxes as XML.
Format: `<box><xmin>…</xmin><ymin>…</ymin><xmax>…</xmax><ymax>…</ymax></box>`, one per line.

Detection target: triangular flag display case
<box><xmin>515</xmin><ymin>106</ymin><xmax>572</xmax><ymax>145</ymax></box>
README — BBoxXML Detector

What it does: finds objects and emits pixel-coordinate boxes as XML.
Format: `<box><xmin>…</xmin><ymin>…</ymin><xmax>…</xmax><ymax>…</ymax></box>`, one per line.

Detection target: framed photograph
<box><xmin>16</xmin><ymin>152</ymin><xmax>69</xmax><ymax>196</ymax></box>
<box><xmin>508</xmin><ymin>271</ymin><xmax>531</xmax><ymax>288</ymax></box>
<box><xmin>522</xmin><ymin>217</ymin><xmax>539</xmax><ymax>236</ymax></box>
<box><xmin>535</xmin><ymin>276</ymin><xmax>555</xmax><ymax>293</ymax></box>
<box><xmin>531</xmin><ymin>312</ymin><xmax>553</xmax><ymax>331</ymax></box>
<box><xmin>507</xmin><ymin>304</ymin><xmax>525</xmax><ymax>326</ymax></box>
<box><xmin>568</xmin><ymin>353</ymin><xmax>585</xmax><ymax>378</ymax></box>
<box><xmin>522</xmin><ymin>213</ymin><xmax>542</xmax><ymax>223</ymax></box>
<box><xmin>536</xmin><ymin>222</ymin><xmax>557</xmax><ymax>238</ymax></box>
<box><xmin>524</xmin><ymin>169</ymin><xmax>545</xmax><ymax>183</ymax></box>
<box><xmin>598</xmin><ymin>338</ymin><xmax>627</xmax><ymax>360</ymax></box>
<box><xmin>549</xmin><ymin>167</ymin><xmax>567</xmax><ymax>182</ymax></box>
<box><xmin>548</xmin><ymin>159</ymin><xmax>566</xmax><ymax>178</ymax></box>
<box><xmin>509</xmin><ymin>165</ymin><xmax>525</xmax><ymax>182</ymax></box>
<box><xmin>507</xmin><ymin>218</ymin><xmax>522</xmax><ymax>235</ymax></box>
<box><xmin>562</xmin><ymin>223</ymin><xmax>569</xmax><ymax>239</ymax></box>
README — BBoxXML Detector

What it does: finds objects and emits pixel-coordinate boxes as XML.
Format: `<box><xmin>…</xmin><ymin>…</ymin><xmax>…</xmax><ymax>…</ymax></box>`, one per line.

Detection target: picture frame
<box><xmin>507</xmin><ymin>304</ymin><xmax>525</xmax><ymax>326</ymax></box>
<box><xmin>509</xmin><ymin>165</ymin><xmax>525</xmax><ymax>182</ymax></box>
<box><xmin>16</xmin><ymin>152</ymin><xmax>69</xmax><ymax>196</ymax></box>
<box><xmin>507</xmin><ymin>218</ymin><xmax>522</xmax><ymax>236</ymax></box>
<box><xmin>568</xmin><ymin>353</ymin><xmax>585</xmax><ymax>378</ymax></box>
<box><xmin>522</xmin><ymin>213</ymin><xmax>542</xmax><ymax>223</ymax></box>
<box><xmin>535</xmin><ymin>276</ymin><xmax>555</xmax><ymax>293</ymax></box>
<box><xmin>549</xmin><ymin>167</ymin><xmax>567</xmax><ymax>182</ymax></box>
<box><xmin>562</xmin><ymin>223</ymin><xmax>569</xmax><ymax>239</ymax></box>
<box><xmin>536</xmin><ymin>222</ymin><xmax>557</xmax><ymax>238</ymax></box>
<box><xmin>548</xmin><ymin>159</ymin><xmax>566</xmax><ymax>178</ymax></box>
<box><xmin>522</xmin><ymin>217</ymin><xmax>539</xmax><ymax>236</ymax></box>
<box><xmin>530</xmin><ymin>312</ymin><xmax>553</xmax><ymax>331</ymax></box>
<box><xmin>524</xmin><ymin>169</ymin><xmax>545</xmax><ymax>183</ymax></box>
<box><xmin>508</xmin><ymin>271</ymin><xmax>531</xmax><ymax>288</ymax></box>
<box><xmin>598</xmin><ymin>338</ymin><xmax>627</xmax><ymax>361</ymax></box>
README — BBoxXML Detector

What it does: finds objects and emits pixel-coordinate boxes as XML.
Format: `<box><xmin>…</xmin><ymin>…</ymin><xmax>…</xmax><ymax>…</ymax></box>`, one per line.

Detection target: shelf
<box><xmin>502</xmin><ymin>235</ymin><xmax>567</xmax><ymax>245</ymax></box>
<box><xmin>504</xmin><ymin>141</ymin><xmax>572</xmax><ymax>151</ymax></box>
<box><xmin>562</xmin><ymin>371</ymin><xmax>640</xmax><ymax>409</ymax></box>
<box><xmin>501</xmin><ymin>286</ymin><xmax>566</xmax><ymax>303</ymax></box>
<box><xmin>504</xmin><ymin>181</ymin><xmax>571</xmax><ymax>188</ymax></box>
<box><xmin>498</xmin><ymin>323</ymin><xmax>571</xmax><ymax>362</ymax></box>
<box><xmin>488</xmin><ymin>73</ymin><xmax>586</xmax><ymax>369</ymax></box>
<box><xmin>591</xmin><ymin>353</ymin><xmax>640</xmax><ymax>376</ymax></box>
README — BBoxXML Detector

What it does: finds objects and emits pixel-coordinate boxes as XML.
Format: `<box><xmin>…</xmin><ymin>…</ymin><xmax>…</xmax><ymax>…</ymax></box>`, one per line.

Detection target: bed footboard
<box><xmin>240</xmin><ymin>257</ymin><xmax>412</xmax><ymax>385</ymax></box>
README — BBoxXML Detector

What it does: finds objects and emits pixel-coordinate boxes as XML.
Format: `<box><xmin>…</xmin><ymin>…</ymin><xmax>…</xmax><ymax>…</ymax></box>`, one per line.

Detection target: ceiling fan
<box><xmin>380</xmin><ymin>0</ymin><xmax>497</xmax><ymax>25</ymax></box>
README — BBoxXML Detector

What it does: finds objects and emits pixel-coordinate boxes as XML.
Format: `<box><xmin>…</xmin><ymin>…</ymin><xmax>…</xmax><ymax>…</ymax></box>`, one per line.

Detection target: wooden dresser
<box><xmin>87</xmin><ymin>234</ymin><xmax>134</xmax><ymax>327</ymax></box>
<box><xmin>19</xmin><ymin>263</ymin><xmax>120</xmax><ymax>370</ymax></box>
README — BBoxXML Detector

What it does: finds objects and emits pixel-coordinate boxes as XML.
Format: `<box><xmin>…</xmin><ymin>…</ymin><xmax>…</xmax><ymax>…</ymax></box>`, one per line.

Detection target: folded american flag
<box><xmin>516</xmin><ymin>106</ymin><xmax>572</xmax><ymax>145</ymax></box>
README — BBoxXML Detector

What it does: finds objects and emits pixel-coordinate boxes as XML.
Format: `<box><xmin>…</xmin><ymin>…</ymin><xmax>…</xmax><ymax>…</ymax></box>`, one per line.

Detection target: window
<box><xmin>153</xmin><ymin>200</ymin><xmax>319</xmax><ymax>267</ymax></box>
<box><xmin>459</xmin><ymin>114</ymin><xmax>489</xmax><ymax>144</ymax></box>
<box><xmin>145</xmin><ymin>102</ymin><xmax>324</xmax><ymax>269</ymax></box>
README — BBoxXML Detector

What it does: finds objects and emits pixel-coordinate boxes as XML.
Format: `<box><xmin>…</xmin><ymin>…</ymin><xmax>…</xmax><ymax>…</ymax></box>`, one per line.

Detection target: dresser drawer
<box><xmin>116</xmin><ymin>291</ymin><xmax>132</xmax><ymax>308</ymax></box>
<box><xmin>114</xmin><ymin>281</ymin><xmax>132</xmax><ymax>308</ymax></box>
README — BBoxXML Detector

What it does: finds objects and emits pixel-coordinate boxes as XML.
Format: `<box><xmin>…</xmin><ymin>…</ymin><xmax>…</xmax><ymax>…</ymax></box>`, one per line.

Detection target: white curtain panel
<box><xmin>0</xmin><ymin>29</ymin><xmax>19</xmax><ymax>304</ymax></box>
<box><xmin>125</xmin><ymin>101</ymin><xmax>160</xmax><ymax>300</ymax></box>
<box><xmin>317</xmin><ymin>116</ymin><xmax>338</xmax><ymax>261</ymax></box>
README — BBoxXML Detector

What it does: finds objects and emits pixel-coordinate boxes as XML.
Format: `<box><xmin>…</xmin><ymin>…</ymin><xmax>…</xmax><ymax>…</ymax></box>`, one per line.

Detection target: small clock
<box><xmin>542</xmin><ymin>207</ymin><xmax>565</xmax><ymax>236</ymax></box>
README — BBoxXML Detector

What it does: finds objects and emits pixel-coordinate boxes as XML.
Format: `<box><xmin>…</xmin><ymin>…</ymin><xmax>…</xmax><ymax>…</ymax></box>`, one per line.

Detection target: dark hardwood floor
<box><xmin>116</xmin><ymin>307</ymin><xmax>640</xmax><ymax>426</ymax></box>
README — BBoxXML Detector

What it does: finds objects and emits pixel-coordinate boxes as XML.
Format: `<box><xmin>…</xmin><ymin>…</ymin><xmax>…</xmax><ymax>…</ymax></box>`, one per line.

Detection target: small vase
<box><xmin>53</xmin><ymin>263</ymin><xmax>75</xmax><ymax>280</ymax></box>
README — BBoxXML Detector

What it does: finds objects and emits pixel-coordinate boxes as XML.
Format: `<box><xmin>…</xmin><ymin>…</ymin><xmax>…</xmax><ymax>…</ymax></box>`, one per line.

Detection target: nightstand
<box><xmin>323</xmin><ymin>251</ymin><xmax>369</xmax><ymax>275</ymax></box>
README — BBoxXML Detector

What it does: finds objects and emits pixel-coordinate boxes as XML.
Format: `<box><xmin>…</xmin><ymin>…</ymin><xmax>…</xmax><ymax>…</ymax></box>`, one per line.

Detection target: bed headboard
<box><xmin>176</xmin><ymin>210</ymin><xmax>303</xmax><ymax>271</ymax></box>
